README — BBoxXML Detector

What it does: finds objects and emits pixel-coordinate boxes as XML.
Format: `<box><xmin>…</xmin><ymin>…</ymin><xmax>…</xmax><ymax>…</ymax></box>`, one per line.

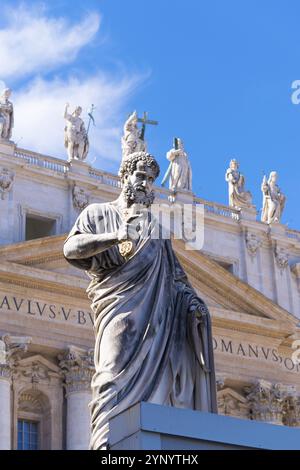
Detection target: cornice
<box><xmin>174</xmin><ymin>239</ymin><xmax>299</xmax><ymax>328</ymax></box>
<box><xmin>211</xmin><ymin>308</ymin><xmax>295</xmax><ymax>340</ymax></box>
<box><xmin>0</xmin><ymin>261</ymin><xmax>88</xmax><ymax>298</ymax></box>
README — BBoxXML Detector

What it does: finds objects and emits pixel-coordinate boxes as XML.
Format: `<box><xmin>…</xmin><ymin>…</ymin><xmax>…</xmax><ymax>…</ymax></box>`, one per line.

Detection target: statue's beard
<box><xmin>122</xmin><ymin>182</ymin><xmax>155</xmax><ymax>207</ymax></box>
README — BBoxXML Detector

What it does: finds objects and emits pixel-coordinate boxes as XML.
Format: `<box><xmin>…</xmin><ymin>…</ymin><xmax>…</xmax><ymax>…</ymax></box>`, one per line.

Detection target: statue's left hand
<box><xmin>188</xmin><ymin>298</ymin><xmax>208</xmax><ymax>321</ymax></box>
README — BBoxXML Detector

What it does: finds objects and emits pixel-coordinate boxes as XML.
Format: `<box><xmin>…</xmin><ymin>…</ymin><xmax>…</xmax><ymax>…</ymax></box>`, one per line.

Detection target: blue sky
<box><xmin>1</xmin><ymin>0</ymin><xmax>299</xmax><ymax>228</ymax></box>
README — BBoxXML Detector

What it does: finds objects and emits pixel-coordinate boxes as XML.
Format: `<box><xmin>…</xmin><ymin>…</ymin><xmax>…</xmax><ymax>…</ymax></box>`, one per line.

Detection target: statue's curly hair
<box><xmin>119</xmin><ymin>152</ymin><xmax>160</xmax><ymax>182</ymax></box>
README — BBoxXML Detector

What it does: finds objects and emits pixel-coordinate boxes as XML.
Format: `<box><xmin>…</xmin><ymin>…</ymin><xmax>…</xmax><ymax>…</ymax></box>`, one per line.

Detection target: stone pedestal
<box><xmin>69</xmin><ymin>160</ymin><xmax>90</xmax><ymax>177</ymax></box>
<box><xmin>172</xmin><ymin>189</ymin><xmax>194</xmax><ymax>205</ymax></box>
<box><xmin>240</xmin><ymin>206</ymin><xmax>257</xmax><ymax>222</ymax></box>
<box><xmin>109</xmin><ymin>402</ymin><xmax>300</xmax><ymax>450</ymax></box>
<box><xmin>0</xmin><ymin>140</ymin><xmax>15</xmax><ymax>157</ymax></box>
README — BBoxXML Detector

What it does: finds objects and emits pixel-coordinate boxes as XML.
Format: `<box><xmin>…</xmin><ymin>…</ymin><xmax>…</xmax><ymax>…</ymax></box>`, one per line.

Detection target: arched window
<box><xmin>17</xmin><ymin>390</ymin><xmax>51</xmax><ymax>450</ymax></box>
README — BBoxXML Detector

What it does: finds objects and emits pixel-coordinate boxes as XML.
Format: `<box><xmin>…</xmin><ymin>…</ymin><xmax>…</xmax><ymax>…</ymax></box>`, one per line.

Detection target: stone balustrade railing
<box><xmin>286</xmin><ymin>229</ymin><xmax>300</xmax><ymax>242</ymax></box>
<box><xmin>10</xmin><ymin>146</ymin><xmax>300</xmax><ymax>239</ymax></box>
<box><xmin>194</xmin><ymin>195</ymin><xmax>241</xmax><ymax>221</ymax></box>
<box><xmin>14</xmin><ymin>148</ymin><xmax>68</xmax><ymax>174</ymax></box>
<box><xmin>89</xmin><ymin>168</ymin><xmax>122</xmax><ymax>188</ymax></box>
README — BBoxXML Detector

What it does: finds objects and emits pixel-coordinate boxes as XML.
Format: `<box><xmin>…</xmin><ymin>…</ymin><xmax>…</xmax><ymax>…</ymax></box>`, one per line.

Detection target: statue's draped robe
<box><xmin>0</xmin><ymin>99</ymin><xmax>14</xmax><ymax>140</ymax></box>
<box><xmin>261</xmin><ymin>182</ymin><xmax>285</xmax><ymax>223</ymax></box>
<box><xmin>64</xmin><ymin>113</ymin><xmax>89</xmax><ymax>161</ymax></box>
<box><xmin>168</xmin><ymin>151</ymin><xmax>192</xmax><ymax>192</ymax></box>
<box><xmin>65</xmin><ymin>203</ymin><xmax>217</xmax><ymax>450</ymax></box>
<box><xmin>225</xmin><ymin>169</ymin><xmax>252</xmax><ymax>208</ymax></box>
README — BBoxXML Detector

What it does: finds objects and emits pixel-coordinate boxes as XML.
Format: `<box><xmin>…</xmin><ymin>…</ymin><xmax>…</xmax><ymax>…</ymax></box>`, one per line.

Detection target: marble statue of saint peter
<box><xmin>63</xmin><ymin>151</ymin><xmax>217</xmax><ymax>450</ymax></box>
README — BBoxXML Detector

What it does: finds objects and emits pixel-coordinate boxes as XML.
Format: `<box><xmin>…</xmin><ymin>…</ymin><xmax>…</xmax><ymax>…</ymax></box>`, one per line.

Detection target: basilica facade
<box><xmin>0</xmin><ymin>136</ymin><xmax>300</xmax><ymax>449</ymax></box>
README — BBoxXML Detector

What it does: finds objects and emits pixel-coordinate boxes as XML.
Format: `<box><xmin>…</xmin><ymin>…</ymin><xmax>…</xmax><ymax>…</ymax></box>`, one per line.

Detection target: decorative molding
<box><xmin>17</xmin><ymin>203</ymin><xmax>63</xmax><ymax>243</ymax></box>
<box><xmin>274</xmin><ymin>246</ymin><xmax>289</xmax><ymax>271</ymax></box>
<box><xmin>283</xmin><ymin>394</ymin><xmax>300</xmax><ymax>427</ymax></box>
<box><xmin>216</xmin><ymin>375</ymin><xmax>226</xmax><ymax>392</ymax></box>
<box><xmin>0</xmin><ymin>167</ymin><xmax>14</xmax><ymax>200</ymax></box>
<box><xmin>18</xmin><ymin>392</ymin><xmax>44</xmax><ymax>412</ymax></box>
<box><xmin>217</xmin><ymin>387</ymin><xmax>249</xmax><ymax>419</ymax></box>
<box><xmin>58</xmin><ymin>345</ymin><xmax>94</xmax><ymax>394</ymax></box>
<box><xmin>21</xmin><ymin>254</ymin><xmax>63</xmax><ymax>266</ymax></box>
<box><xmin>245</xmin><ymin>231</ymin><xmax>262</xmax><ymax>258</ymax></box>
<box><xmin>14</xmin><ymin>355</ymin><xmax>61</xmax><ymax>393</ymax></box>
<box><xmin>19</xmin><ymin>362</ymin><xmax>51</xmax><ymax>388</ymax></box>
<box><xmin>72</xmin><ymin>185</ymin><xmax>90</xmax><ymax>211</ymax></box>
<box><xmin>0</xmin><ymin>334</ymin><xmax>31</xmax><ymax>379</ymax></box>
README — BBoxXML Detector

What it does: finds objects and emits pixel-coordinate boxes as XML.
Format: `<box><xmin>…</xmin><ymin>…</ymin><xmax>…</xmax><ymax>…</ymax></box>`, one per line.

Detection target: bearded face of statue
<box><xmin>122</xmin><ymin>164</ymin><xmax>156</xmax><ymax>207</ymax></box>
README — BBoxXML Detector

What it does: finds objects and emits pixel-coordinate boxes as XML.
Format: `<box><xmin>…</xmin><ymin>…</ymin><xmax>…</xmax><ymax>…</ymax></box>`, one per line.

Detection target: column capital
<box><xmin>244</xmin><ymin>379</ymin><xmax>287</xmax><ymax>424</ymax></box>
<box><xmin>284</xmin><ymin>394</ymin><xmax>300</xmax><ymax>427</ymax></box>
<box><xmin>58</xmin><ymin>345</ymin><xmax>94</xmax><ymax>394</ymax></box>
<box><xmin>0</xmin><ymin>334</ymin><xmax>31</xmax><ymax>380</ymax></box>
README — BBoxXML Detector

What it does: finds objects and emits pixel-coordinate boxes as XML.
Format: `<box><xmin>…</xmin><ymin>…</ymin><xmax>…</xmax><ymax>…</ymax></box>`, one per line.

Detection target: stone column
<box><xmin>269</xmin><ymin>226</ymin><xmax>292</xmax><ymax>312</ymax></box>
<box><xmin>281</xmin><ymin>386</ymin><xmax>300</xmax><ymax>427</ymax></box>
<box><xmin>245</xmin><ymin>379</ymin><xmax>287</xmax><ymax>425</ymax></box>
<box><xmin>59</xmin><ymin>346</ymin><xmax>94</xmax><ymax>450</ymax></box>
<box><xmin>0</xmin><ymin>361</ymin><xmax>12</xmax><ymax>449</ymax></box>
<box><xmin>0</xmin><ymin>334</ymin><xmax>31</xmax><ymax>450</ymax></box>
<box><xmin>291</xmin><ymin>263</ymin><xmax>300</xmax><ymax>315</ymax></box>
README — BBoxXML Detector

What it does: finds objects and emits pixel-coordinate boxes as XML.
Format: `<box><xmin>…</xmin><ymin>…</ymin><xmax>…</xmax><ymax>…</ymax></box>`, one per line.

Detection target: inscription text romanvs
<box><xmin>213</xmin><ymin>337</ymin><xmax>300</xmax><ymax>374</ymax></box>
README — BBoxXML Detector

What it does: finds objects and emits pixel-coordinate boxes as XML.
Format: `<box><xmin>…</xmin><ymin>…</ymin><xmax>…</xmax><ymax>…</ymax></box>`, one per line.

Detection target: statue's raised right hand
<box><xmin>117</xmin><ymin>222</ymin><xmax>129</xmax><ymax>242</ymax></box>
<box><xmin>117</xmin><ymin>214</ymin><xmax>143</xmax><ymax>242</ymax></box>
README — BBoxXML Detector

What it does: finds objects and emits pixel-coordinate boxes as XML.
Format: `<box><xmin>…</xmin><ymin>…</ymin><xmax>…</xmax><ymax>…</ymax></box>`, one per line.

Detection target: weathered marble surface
<box><xmin>261</xmin><ymin>171</ymin><xmax>286</xmax><ymax>224</ymax></box>
<box><xmin>121</xmin><ymin>111</ymin><xmax>147</xmax><ymax>161</ymax></box>
<box><xmin>162</xmin><ymin>138</ymin><xmax>192</xmax><ymax>196</ymax></box>
<box><xmin>0</xmin><ymin>89</ymin><xmax>14</xmax><ymax>141</ymax></box>
<box><xmin>64</xmin><ymin>103</ymin><xmax>89</xmax><ymax>162</ymax></box>
<box><xmin>63</xmin><ymin>151</ymin><xmax>217</xmax><ymax>449</ymax></box>
<box><xmin>225</xmin><ymin>159</ymin><xmax>252</xmax><ymax>209</ymax></box>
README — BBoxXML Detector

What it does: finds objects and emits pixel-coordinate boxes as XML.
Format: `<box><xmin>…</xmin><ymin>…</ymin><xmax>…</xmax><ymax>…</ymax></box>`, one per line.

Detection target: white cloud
<box><xmin>0</xmin><ymin>4</ymin><xmax>148</xmax><ymax>171</ymax></box>
<box><xmin>13</xmin><ymin>73</ymin><xmax>144</xmax><ymax>168</ymax></box>
<box><xmin>0</xmin><ymin>4</ymin><xmax>100</xmax><ymax>80</ymax></box>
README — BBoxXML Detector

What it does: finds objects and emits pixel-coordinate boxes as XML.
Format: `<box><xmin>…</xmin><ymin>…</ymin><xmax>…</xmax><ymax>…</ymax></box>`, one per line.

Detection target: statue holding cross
<box><xmin>121</xmin><ymin>111</ymin><xmax>158</xmax><ymax>161</ymax></box>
